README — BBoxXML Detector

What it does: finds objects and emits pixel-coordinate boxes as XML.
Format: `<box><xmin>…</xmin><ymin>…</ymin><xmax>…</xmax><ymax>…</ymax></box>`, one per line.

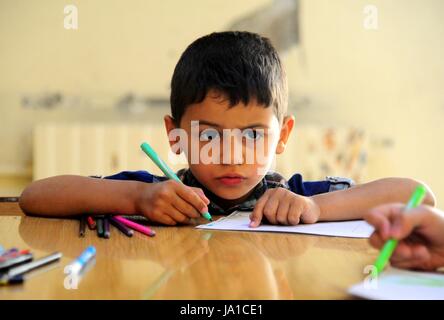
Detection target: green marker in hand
<box><xmin>140</xmin><ymin>142</ymin><xmax>213</xmax><ymax>222</ymax></box>
<box><xmin>371</xmin><ymin>185</ymin><xmax>427</xmax><ymax>277</ymax></box>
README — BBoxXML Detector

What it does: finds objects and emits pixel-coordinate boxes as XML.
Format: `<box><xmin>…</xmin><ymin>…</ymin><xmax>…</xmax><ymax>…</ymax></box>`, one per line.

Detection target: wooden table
<box><xmin>0</xmin><ymin>202</ymin><xmax>378</xmax><ymax>299</ymax></box>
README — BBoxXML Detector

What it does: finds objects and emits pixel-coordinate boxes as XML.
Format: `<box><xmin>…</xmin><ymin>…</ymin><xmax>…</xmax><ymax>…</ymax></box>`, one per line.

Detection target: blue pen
<box><xmin>0</xmin><ymin>245</ymin><xmax>4</xmax><ymax>255</ymax></box>
<box><xmin>140</xmin><ymin>142</ymin><xmax>213</xmax><ymax>221</ymax></box>
<box><xmin>66</xmin><ymin>246</ymin><xmax>96</xmax><ymax>275</ymax></box>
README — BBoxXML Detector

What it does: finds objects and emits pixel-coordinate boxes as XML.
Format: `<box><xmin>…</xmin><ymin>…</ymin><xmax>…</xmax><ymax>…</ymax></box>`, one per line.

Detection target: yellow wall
<box><xmin>1</xmin><ymin>0</ymin><xmax>443</xmax><ymax>201</ymax></box>
<box><xmin>0</xmin><ymin>0</ymin><xmax>268</xmax><ymax>177</ymax></box>
<box><xmin>285</xmin><ymin>0</ymin><xmax>444</xmax><ymax>201</ymax></box>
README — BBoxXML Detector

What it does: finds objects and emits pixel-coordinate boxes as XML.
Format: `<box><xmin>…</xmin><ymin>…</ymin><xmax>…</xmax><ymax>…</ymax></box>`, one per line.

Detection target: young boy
<box><xmin>19</xmin><ymin>31</ymin><xmax>436</xmax><ymax>226</ymax></box>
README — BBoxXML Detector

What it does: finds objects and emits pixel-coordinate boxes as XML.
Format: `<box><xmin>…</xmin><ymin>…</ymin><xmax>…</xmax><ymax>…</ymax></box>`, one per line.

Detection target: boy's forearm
<box><xmin>313</xmin><ymin>178</ymin><xmax>436</xmax><ymax>221</ymax></box>
<box><xmin>19</xmin><ymin>175</ymin><xmax>143</xmax><ymax>217</ymax></box>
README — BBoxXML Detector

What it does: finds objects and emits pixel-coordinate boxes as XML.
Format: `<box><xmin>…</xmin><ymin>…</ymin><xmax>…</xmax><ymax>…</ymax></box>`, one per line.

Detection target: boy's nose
<box><xmin>221</xmin><ymin>138</ymin><xmax>244</xmax><ymax>165</ymax></box>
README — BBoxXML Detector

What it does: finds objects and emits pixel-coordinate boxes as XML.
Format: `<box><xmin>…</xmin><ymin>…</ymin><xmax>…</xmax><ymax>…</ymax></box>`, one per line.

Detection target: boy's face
<box><xmin>165</xmin><ymin>91</ymin><xmax>294</xmax><ymax>203</ymax></box>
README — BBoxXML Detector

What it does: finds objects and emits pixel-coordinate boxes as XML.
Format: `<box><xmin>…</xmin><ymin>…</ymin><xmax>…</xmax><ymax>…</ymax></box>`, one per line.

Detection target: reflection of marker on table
<box><xmin>142</xmin><ymin>269</ymin><xmax>175</xmax><ymax>300</ymax></box>
<box><xmin>142</xmin><ymin>231</ymin><xmax>213</xmax><ymax>299</ymax></box>
<box><xmin>201</xmin><ymin>232</ymin><xmax>213</xmax><ymax>241</ymax></box>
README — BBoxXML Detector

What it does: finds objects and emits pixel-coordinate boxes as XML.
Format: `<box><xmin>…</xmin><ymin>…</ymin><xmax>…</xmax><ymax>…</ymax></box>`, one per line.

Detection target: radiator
<box><xmin>33</xmin><ymin>123</ymin><xmax>187</xmax><ymax>180</ymax></box>
<box><xmin>33</xmin><ymin>123</ymin><xmax>370</xmax><ymax>182</ymax></box>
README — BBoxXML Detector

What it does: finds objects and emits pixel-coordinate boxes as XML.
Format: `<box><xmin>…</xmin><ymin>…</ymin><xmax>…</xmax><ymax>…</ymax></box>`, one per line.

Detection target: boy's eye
<box><xmin>243</xmin><ymin>129</ymin><xmax>264</xmax><ymax>141</ymax></box>
<box><xmin>200</xmin><ymin>129</ymin><xmax>220</xmax><ymax>141</ymax></box>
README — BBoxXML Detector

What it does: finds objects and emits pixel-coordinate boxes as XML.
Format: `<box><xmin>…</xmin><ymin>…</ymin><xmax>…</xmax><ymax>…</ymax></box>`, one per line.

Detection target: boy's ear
<box><xmin>164</xmin><ymin>115</ymin><xmax>182</xmax><ymax>155</ymax></box>
<box><xmin>276</xmin><ymin>115</ymin><xmax>295</xmax><ymax>154</ymax></box>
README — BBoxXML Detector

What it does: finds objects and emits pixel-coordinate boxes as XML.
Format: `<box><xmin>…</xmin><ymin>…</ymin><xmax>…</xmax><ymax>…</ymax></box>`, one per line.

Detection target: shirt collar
<box><xmin>176</xmin><ymin>168</ymin><xmax>289</xmax><ymax>215</ymax></box>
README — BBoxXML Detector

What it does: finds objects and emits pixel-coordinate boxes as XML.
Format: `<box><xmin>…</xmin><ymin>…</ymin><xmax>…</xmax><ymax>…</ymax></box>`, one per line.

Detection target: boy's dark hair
<box><xmin>170</xmin><ymin>31</ymin><xmax>288</xmax><ymax>126</ymax></box>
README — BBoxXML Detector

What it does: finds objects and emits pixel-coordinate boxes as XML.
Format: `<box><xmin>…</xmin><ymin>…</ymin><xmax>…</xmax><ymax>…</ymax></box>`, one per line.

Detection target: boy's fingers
<box><xmin>250</xmin><ymin>193</ymin><xmax>270</xmax><ymax>228</ymax></box>
<box><xmin>369</xmin><ymin>233</ymin><xmax>385</xmax><ymax>249</ymax></box>
<box><xmin>171</xmin><ymin>197</ymin><xmax>201</xmax><ymax>219</ymax></box>
<box><xmin>365</xmin><ymin>212</ymin><xmax>390</xmax><ymax>240</ymax></box>
<box><xmin>262</xmin><ymin>195</ymin><xmax>279</xmax><ymax>225</ymax></box>
<box><xmin>276</xmin><ymin>200</ymin><xmax>290</xmax><ymax>225</ymax></box>
<box><xmin>390</xmin><ymin>245</ymin><xmax>433</xmax><ymax>269</ymax></box>
<box><xmin>300</xmin><ymin>205</ymin><xmax>318</xmax><ymax>224</ymax></box>
<box><xmin>166</xmin><ymin>205</ymin><xmax>191</xmax><ymax>224</ymax></box>
<box><xmin>175</xmin><ymin>184</ymin><xmax>208</xmax><ymax>214</ymax></box>
<box><xmin>366</xmin><ymin>203</ymin><xmax>405</xmax><ymax>239</ymax></box>
<box><xmin>389</xmin><ymin>243</ymin><xmax>430</xmax><ymax>270</ymax></box>
<box><xmin>190</xmin><ymin>187</ymin><xmax>210</xmax><ymax>205</ymax></box>
<box><xmin>391</xmin><ymin>259</ymin><xmax>417</xmax><ymax>270</ymax></box>
<box><xmin>391</xmin><ymin>242</ymin><xmax>413</xmax><ymax>261</ymax></box>
<box><xmin>411</xmin><ymin>243</ymin><xmax>431</xmax><ymax>262</ymax></box>
<box><xmin>388</xmin><ymin>210</ymin><xmax>426</xmax><ymax>241</ymax></box>
<box><xmin>288</xmin><ymin>203</ymin><xmax>301</xmax><ymax>225</ymax></box>
<box><xmin>387</xmin><ymin>210</ymin><xmax>406</xmax><ymax>238</ymax></box>
<box><xmin>152</xmin><ymin>211</ymin><xmax>177</xmax><ymax>225</ymax></box>
<box><xmin>394</xmin><ymin>207</ymin><xmax>435</xmax><ymax>240</ymax></box>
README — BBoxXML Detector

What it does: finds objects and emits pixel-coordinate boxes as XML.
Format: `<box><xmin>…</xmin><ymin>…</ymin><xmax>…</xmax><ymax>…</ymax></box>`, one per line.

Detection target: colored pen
<box><xmin>372</xmin><ymin>185</ymin><xmax>427</xmax><ymax>276</ymax></box>
<box><xmin>0</xmin><ymin>245</ymin><xmax>4</xmax><ymax>255</ymax></box>
<box><xmin>96</xmin><ymin>217</ymin><xmax>105</xmax><ymax>238</ymax></box>
<box><xmin>0</xmin><ymin>274</ymin><xmax>24</xmax><ymax>286</ymax></box>
<box><xmin>7</xmin><ymin>252</ymin><xmax>62</xmax><ymax>278</ymax></box>
<box><xmin>113</xmin><ymin>215</ymin><xmax>155</xmax><ymax>237</ymax></box>
<box><xmin>125</xmin><ymin>215</ymin><xmax>149</xmax><ymax>223</ymax></box>
<box><xmin>103</xmin><ymin>218</ymin><xmax>111</xmax><ymax>239</ymax></box>
<box><xmin>1</xmin><ymin>248</ymin><xmax>18</xmax><ymax>257</ymax></box>
<box><xmin>79</xmin><ymin>216</ymin><xmax>87</xmax><ymax>238</ymax></box>
<box><xmin>86</xmin><ymin>216</ymin><xmax>96</xmax><ymax>230</ymax></box>
<box><xmin>109</xmin><ymin>216</ymin><xmax>134</xmax><ymax>237</ymax></box>
<box><xmin>140</xmin><ymin>142</ymin><xmax>212</xmax><ymax>221</ymax></box>
<box><xmin>0</xmin><ymin>249</ymin><xmax>30</xmax><ymax>262</ymax></box>
<box><xmin>66</xmin><ymin>246</ymin><xmax>96</xmax><ymax>275</ymax></box>
<box><xmin>0</xmin><ymin>253</ymin><xmax>33</xmax><ymax>271</ymax></box>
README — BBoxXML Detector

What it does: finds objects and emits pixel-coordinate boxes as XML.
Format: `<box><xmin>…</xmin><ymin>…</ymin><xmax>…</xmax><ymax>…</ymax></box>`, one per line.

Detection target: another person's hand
<box><xmin>136</xmin><ymin>180</ymin><xmax>210</xmax><ymax>225</ymax></box>
<box><xmin>249</xmin><ymin>188</ymin><xmax>320</xmax><ymax>227</ymax></box>
<box><xmin>365</xmin><ymin>203</ymin><xmax>444</xmax><ymax>271</ymax></box>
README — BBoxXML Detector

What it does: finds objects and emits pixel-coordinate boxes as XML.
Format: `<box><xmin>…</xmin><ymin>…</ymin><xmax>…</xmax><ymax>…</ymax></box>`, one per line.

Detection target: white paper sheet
<box><xmin>196</xmin><ymin>210</ymin><xmax>374</xmax><ymax>238</ymax></box>
<box><xmin>348</xmin><ymin>267</ymin><xmax>444</xmax><ymax>300</ymax></box>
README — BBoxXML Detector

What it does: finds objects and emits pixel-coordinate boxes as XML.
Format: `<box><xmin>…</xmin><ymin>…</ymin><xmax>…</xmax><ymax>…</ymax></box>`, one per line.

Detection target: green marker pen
<box><xmin>371</xmin><ymin>185</ymin><xmax>427</xmax><ymax>277</ymax></box>
<box><xmin>140</xmin><ymin>142</ymin><xmax>213</xmax><ymax>221</ymax></box>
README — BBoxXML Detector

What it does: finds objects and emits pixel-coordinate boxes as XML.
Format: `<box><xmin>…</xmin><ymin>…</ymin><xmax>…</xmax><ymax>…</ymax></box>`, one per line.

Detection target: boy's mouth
<box><xmin>216</xmin><ymin>174</ymin><xmax>246</xmax><ymax>186</ymax></box>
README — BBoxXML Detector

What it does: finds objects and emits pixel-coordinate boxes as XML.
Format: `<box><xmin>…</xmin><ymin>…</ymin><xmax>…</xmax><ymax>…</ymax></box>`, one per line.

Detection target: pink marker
<box><xmin>113</xmin><ymin>216</ymin><xmax>156</xmax><ymax>237</ymax></box>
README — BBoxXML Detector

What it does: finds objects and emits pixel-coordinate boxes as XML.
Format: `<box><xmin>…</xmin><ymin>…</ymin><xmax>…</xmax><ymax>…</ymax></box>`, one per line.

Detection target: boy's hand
<box><xmin>136</xmin><ymin>180</ymin><xmax>210</xmax><ymax>225</ymax></box>
<box><xmin>249</xmin><ymin>188</ymin><xmax>321</xmax><ymax>227</ymax></box>
<box><xmin>365</xmin><ymin>203</ymin><xmax>444</xmax><ymax>271</ymax></box>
